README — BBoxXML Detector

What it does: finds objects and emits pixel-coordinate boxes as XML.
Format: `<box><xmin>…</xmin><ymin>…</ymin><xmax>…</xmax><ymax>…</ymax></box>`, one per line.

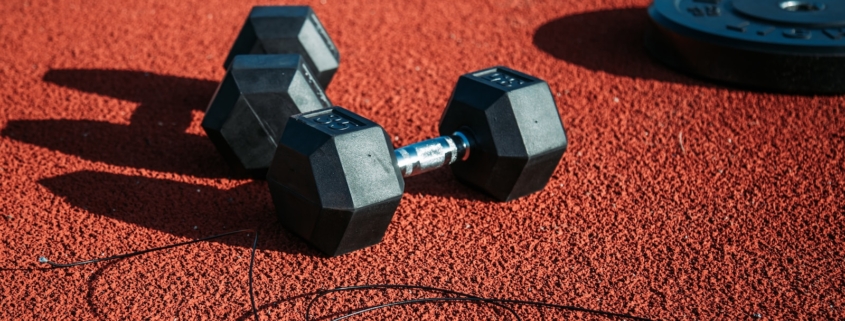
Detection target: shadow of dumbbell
<box><xmin>38</xmin><ymin>170</ymin><xmax>319</xmax><ymax>255</ymax></box>
<box><xmin>1</xmin><ymin>69</ymin><xmax>231</xmax><ymax>178</ymax></box>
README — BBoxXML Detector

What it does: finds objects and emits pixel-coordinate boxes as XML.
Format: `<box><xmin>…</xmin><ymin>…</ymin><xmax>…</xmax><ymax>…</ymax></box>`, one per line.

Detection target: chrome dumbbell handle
<box><xmin>394</xmin><ymin>131</ymin><xmax>473</xmax><ymax>178</ymax></box>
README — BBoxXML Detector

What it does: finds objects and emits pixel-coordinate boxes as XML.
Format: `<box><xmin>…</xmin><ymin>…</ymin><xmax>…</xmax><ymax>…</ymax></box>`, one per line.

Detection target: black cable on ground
<box><xmin>37</xmin><ymin>229</ymin><xmax>652</xmax><ymax>321</ymax></box>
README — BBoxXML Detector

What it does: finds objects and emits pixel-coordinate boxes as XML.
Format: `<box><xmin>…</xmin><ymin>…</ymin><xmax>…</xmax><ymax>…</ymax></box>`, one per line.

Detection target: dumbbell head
<box><xmin>223</xmin><ymin>6</ymin><xmax>340</xmax><ymax>89</ymax></box>
<box><xmin>202</xmin><ymin>54</ymin><xmax>332</xmax><ymax>177</ymax></box>
<box><xmin>266</xmin><ymin>107</ymin><xmax>404</xmax><ymax>256</ymax></box>
<box><xmin>439</xmin><ymin>66</ymin><xmax>567</xmax><ymax>201</ymax></box>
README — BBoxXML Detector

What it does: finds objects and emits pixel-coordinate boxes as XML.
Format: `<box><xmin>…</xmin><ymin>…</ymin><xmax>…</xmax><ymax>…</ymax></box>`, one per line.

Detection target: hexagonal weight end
<box><xmin>202</xmin><ymin>54</ymin><xmax>332</xmax><ymax>178</ymax></box>
<box><xmin>267</xmin><ymin>107</ymin><xmax>405</xmax><ymax>256</ymax></box>
<box><xmin>223</xmin><ymin>6</ymin><xmax>340</xmax><ymax>89</ymax></box>
<box><xmin>439</xmin><ymin>66</ymin><xmax>568</xmax><ymax>201</ymax></box>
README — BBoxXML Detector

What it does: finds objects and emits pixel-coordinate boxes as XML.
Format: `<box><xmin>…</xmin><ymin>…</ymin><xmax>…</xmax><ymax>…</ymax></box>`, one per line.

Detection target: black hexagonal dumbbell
<box><xmin>203</xmin><ymin>6</ymin><xmax>339</xmax><ymax>177</ymax></box>
<box><xmin>223</xmin><ymin>6</ymin><xmax>340</xmax><ymax>89</ymax></box>
<box><xmin>202</xmin><ymin>54</ymin><xmax>332</xmax><ymax>177</ymax></box>
<box><xmin>267</xmin><ymin>66</ymin><xmax>568</xmax><ymax>256</ymax></box>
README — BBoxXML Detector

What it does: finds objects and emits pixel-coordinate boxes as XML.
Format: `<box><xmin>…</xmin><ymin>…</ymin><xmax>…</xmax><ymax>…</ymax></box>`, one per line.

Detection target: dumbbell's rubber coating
<box><xmin>439</xmin><ymin>67</ymin><xmax>568</xmax><ymax>201</ymax></box>
<box><xmin>266</xmin><ymin>108</ymin><xmax>404</xmax><ymax>256</ymax></box>
<box><xmin>223</xmin><ymin>6</ymin><xmax>340</xmax><ymax>89</ymax></box>
<box><xmin>203</xmin><ymin>54</ymin><xmax>332</xmax><ymax>178</ymax></box>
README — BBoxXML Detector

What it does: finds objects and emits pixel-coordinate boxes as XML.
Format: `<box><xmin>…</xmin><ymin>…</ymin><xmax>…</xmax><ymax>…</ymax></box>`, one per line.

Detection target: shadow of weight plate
<box><xmin>645</xmin><ymin>0</ymin><xmax>845</xmax><ymax>94</ymax></box>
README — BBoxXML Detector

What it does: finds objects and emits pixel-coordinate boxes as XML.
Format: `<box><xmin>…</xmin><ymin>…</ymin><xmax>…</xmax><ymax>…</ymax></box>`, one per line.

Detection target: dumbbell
<box><xmin>266</xmin><ymin>66</ymin><xmax>568</xmax><ymax>256</ymax></box>
<box><xmin>202</xmin><ymin>6</ymin><xmax>339</xmax><ymax>177</ymax></box>
<box><xmin>223</xmin><ymin>6</ymin><xmax>340</xmax><ymax>89</ymax></box>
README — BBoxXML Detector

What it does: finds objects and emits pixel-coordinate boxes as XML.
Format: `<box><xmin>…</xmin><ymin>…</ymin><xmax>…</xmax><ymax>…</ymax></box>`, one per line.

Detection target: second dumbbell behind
<box><xmin>204</xmin><ymin>5</ymin><xmax>340</xmax><ymax>177</ymax></box>
<box><xmin>202</xmin><ymin>54</ymin><xmax>332</xmax><ymax>177</ymax></box>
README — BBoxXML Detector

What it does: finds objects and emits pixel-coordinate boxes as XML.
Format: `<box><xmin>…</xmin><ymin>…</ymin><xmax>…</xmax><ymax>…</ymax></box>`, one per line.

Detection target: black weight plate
<box><xmin>645</xmin><ymin>0</ymin><xmax>845</xmax><ymax>94</ymax></box>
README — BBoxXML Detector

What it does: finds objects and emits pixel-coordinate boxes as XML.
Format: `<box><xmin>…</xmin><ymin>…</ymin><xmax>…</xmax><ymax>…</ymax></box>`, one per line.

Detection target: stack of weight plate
<box><xmin>645</xmin><ymin>0</ymin><xmax>845</xmax><ymax>94</ymax></box>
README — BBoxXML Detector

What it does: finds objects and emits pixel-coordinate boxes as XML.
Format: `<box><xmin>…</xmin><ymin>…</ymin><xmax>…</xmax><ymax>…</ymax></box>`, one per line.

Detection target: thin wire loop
<box><xmin>306</xmin><ymin>284</ymin><xmax>518</xmax><ymax>320</ymax></box>
<box><xmin>248</xmin><ymin>231</ymin><xmax>260</xmax><ymax>321</ymax></box>
<box><xmin>307</xmin><ymin>284</ymin><xmax>652</xmax><ymax>321</ymax></box>
<box><xmin>35</xmin><ymin>229</ymin><xmax>652</xmax><ymax>321</ymax></box>
<box><xmin>37</xmin><ymin>229</ymin><xmax>260</xmax><ymax>320</ymax></box>
<box><xmin>329</xmin><ymin>297</ymin><xmax>521</xmax><ymax>321</ymax></box>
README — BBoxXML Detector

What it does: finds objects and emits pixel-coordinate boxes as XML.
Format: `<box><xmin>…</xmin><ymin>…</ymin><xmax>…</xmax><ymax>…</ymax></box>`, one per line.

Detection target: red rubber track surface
<box><xmin>1</xmin><ymin>0</ymin><xmax>843</xmax><ymax>320</ymax></box>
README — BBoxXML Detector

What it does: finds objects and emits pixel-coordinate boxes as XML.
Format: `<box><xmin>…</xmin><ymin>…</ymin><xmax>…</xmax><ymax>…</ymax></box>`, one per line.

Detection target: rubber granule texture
<box><xmin>1</xmin><ymin>0</ymin><xmax>843</xmax><ymax>320</ymax></box>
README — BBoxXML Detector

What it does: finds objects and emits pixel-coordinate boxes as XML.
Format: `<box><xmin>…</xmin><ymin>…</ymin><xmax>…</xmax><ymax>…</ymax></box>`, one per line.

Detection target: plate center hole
<box><xmin>779</xmin><ymin>1</ymin><xmax>825</xmax><ymax>12</ymax></box>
